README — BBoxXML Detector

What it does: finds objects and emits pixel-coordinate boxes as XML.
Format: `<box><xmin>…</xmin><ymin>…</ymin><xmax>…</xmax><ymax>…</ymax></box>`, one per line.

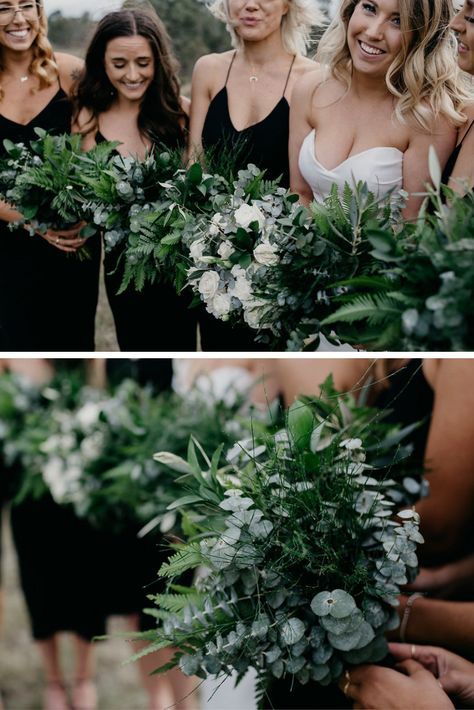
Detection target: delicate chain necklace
<box><xmin>246</xmin><ymin>57</ymin><xmax>259</xmax><ymax>83</ymax></box>
<box><xmin>249</xmin><ymin>66</ymin><xmax>258</xmax><ymax>83</ymax></box>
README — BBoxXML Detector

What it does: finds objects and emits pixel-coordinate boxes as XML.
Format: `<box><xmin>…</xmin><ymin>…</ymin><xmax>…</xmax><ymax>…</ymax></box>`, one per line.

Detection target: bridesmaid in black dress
<box><xmin>0</xmin><ymin>1</ymin><xmax>100</xmax><ymax>351</ymax></box>
<box><xmin>73</xmin><ymin>9</ymin><xmax>197</xmax><ymax>352</ymax></box>
<box><xmin>189</xmin><ymin>0</ymin><xmax>322</xmax><ymax>351</ymax></box>
<box><xmin>2</xmin><ymin>359</ymin><xmax>106</xmax><ymax>710</ymax></box>
<box><xmin>440</xmin><ymin>1</ymin><xmax>474</xmax><ymax>192</ymax></box>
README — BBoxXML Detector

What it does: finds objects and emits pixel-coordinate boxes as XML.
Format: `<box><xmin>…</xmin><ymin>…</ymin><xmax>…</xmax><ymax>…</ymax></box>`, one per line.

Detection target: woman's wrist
<box><xmin>399</xmin><ymin>592</ymin><xmax>424</xmax><ymax>642</ymax></box>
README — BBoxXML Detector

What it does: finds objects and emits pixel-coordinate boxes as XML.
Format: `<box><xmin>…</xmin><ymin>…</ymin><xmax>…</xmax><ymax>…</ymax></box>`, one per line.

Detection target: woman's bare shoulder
<box><xmin>291</xmin><ymin>65</ymin><xmax>334</xmax><ymax>105</ymax></box>
<box><xmin>55</xmin><ymin>52</ymin><xmax>84</xmax><ymax>87</ymax></box>
<box><xmin>193</xmin><ymin>50</ymin><xmax>235</xmax><ymax>77</ymax></box>
<box><xmin>294</xmin><ymin>55</ymin><xmax>320</xmax><ymax>74</ymax></box>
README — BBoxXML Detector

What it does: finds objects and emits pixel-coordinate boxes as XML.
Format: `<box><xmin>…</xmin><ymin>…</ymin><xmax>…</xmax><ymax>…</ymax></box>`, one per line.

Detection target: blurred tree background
<box><xmin>47</xmin><ymin>0</ymin><xmax>230</xmax><ymax>86</ymax></box>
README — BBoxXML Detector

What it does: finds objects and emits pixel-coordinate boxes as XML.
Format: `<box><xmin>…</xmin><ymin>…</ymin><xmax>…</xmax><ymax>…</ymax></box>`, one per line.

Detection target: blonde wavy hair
<box><xmin>206</xmin><ymin>0</ymin><xmax>325</xmax><ymax>56</ymax></box>
<box><xmin>316</xmin><ymin>0</ymin><xmax>470</xmax><ymax>130</ymax></box>
<box><xmin>0</xmin><ymin>0</ymin><xmax>58</xmax><ymax>101</ymax></box>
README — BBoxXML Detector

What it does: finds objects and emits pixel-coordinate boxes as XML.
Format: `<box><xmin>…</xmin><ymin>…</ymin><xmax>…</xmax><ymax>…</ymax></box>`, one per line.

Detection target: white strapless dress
<box><xmin>298</xmin><ymin>130</ymin><xmax>403</xmax><ymax>350</ymax></box>
<box><xmin>298</xmin><ymin>129</ymin><xmax>403</xmax><ymax>203</ymax></box>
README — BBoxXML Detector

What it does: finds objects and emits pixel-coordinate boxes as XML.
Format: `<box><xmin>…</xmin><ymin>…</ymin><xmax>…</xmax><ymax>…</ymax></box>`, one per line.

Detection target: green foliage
<box><xmin>0</xmin><ymin>369</ymin><xmax>280</xmax><ymax>535</ymax></box>
<box><xmin>324</xmin><ymin>189</ymin><xmax>474</xmax><ymax>350</ymax></box>
<box><xmin>0</xmin><ymin>130</ymin><xmax>118</xmax><ymax>251</ymax></box>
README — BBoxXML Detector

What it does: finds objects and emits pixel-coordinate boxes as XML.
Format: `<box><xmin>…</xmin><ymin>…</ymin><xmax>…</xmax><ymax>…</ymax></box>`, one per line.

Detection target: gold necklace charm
<box><xmin>20</xmin><ymin>75</ymin><xmax>29</xmax><ymax>83</ymax></box>
<box><xmin>249</xmin><ymin>74</ymin><xmax>258</xmax><ymax>83</ymax></box>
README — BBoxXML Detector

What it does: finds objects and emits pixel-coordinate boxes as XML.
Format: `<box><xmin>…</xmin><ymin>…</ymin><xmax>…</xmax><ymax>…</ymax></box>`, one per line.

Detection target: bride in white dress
<box><xmin>289</xmin><ymin>0</ymin><xmax>468</xmax><ymax>219</ymax></box>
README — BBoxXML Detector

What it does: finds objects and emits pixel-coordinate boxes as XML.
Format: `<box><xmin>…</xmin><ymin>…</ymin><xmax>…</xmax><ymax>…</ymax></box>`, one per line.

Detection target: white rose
<box><xmin>189</xmin><ymin>238</ymin><xmax>206</xmax><ymax>261</ymax></box>
<box><xmin>234</xmin><ymin>203</ymin><xmax>265</xmax><ymax>230</ymax></box>
<box><xmin>217</xmin><ymin>240</ymin><xmax>234</xmax><ymax>259</ymax></box>
<box><xmin>231</xmin><ymin>264</ymin><xmax>246</xmax><ymax>278</ymax></box>
<box><xmin>210</xmin><ymin>292</ymin><xmax>232</xmax><ymax>318</ymax></box>
<box><xmin>230</xmin><ymin>275</ymin><xmax>252</xmax><ymax>302</ymax></box>
<box><xmin>243</xmin><ymin>298</ymin><xmax>269</xmax><ymax>330</ymax></box>
<box><xmin>76</xmin><ymin>402</ymin><xmax>102</xmax><ymax>431</ymax></box>
<box><xmin>198</xmin><ymin>271</ymin><xmax>220</xmax><ymax>301</ymax></box>
<box><xmin>243</xmin><ymin>307</ymin><xmax>261</xmax><ymax>330</ymax></box>
<box><xmin>209</xmin><ymin>212</ymin><xmax>224</xmax><ymax>236</ymax></box>
<box><xmin>253</xmin><ymin>241</ymin><xmax>279</xmax><ymax>266</ymax></box>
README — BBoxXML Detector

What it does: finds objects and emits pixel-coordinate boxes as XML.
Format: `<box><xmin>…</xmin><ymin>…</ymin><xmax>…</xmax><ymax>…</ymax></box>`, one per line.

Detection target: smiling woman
<box><xmin>189</xmin><ymin>0</ymin><xmax>324</xmax><ymax>351</ymax></box>
<box><xmin>440</xmin><ymin>0</ymin><xmax>474</xmax><ymax>192</ymax></box>
<box><xmin>0</xmin><ymin>0</ymin><xmax>101</xmax><ymax>350</ymax></box>
<box><xmin>72</xmin><ymin>8</ymin><xmax>198</xmax><ymax>352</ymax></box>
<box><xmin>289</xmin><ymin>0</ymin><xmax>470</xmax><ymax>219</ymax></box>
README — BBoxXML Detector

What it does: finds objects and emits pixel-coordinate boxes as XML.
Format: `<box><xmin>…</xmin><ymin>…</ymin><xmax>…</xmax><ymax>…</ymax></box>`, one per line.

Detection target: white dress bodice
<box><xmin>298</xmin><ymin>129</ymin><xmax>403</xmax><ymax>202</ymax></box>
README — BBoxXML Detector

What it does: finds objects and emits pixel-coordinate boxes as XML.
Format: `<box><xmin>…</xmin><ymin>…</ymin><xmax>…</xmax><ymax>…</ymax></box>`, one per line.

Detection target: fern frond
<box><xmin>159</xmin><ymin>542</ymin><xmax>202</xmax><ymax>578</ymax></box>
<box><xmin>322</xmin><ymin>293</ymin><xmax>402</xmax><ymax>326</ymax></box>
<box><xmin>152</xmin><ymin>592</ymin><xmax>205</xmax><ymax>614</ymax></box>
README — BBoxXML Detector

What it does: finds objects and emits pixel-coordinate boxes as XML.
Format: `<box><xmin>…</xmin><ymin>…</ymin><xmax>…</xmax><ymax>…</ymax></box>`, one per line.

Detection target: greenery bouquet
<box><xmin>0</xmin><ymin>369</ymin><xmax>277</xmax><ymax>534</ymax></box>
<box><xmin>187</xmin><ymin>178</ymin><xmax>402</xmax><ymax>350</ymax></box>
<box><xmin>0</xmin><ymin>129</ymin><xmax>116</xmax><ymax>243</ymax></box>
<box><xmin>323</xmin><ymin>185</ymin><xmax>474</xmax><ymax>351</ymax></box>
<box><xmin>134</xmin><ymin>377</ymin><xmax>425</xmax><ymax>704</ymax></box>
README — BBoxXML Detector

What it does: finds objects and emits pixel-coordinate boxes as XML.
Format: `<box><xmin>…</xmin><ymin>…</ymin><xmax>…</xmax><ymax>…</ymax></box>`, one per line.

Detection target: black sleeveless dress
<box><xmin>199</xmin><ymin>53</ymin><xmax>295</xmax><ymax>352</ymax></box>
<box><xmin>96</xmin><ymin>132</ymin><xmax>197</xmax><ymax>352</ymax></box>
<box><xmin>99</xmin><ymin>359</ymin><xmax>175</xmax><ymax>630</ymax></box>
<box><xmin>266</xmin><ymin>360</ymin><xmax>434</xmax><ymax>709</ymax></box>
<box><xmin>0</xmin><ymin>89</ymin><xmax>100</xmax><ymax>351</ymax></box>
<box><xmin>202</xmin><ymin>53</ymin><xmax>294</xmax><ymax>188</ymax></box>
<box><xmin>441</xmin><ymin>118</ymin><xmax>474</xmax><ymax>188</ymax></box>
<box><xmin>9</xmin><ymin>361</ymin><xmax>107</xmax><ymax>641</ymax></box>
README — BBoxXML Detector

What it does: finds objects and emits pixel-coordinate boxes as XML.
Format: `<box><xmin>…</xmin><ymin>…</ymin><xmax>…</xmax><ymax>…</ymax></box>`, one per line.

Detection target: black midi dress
<box><xmin>0</xmin><ymin>88</ymin><xmax>100</xmax><ymax>351</ymax></box>
<box><xmin>198</xmin><ymin>53</ymin><xmax>296</xmax><ymax>352</ymax></box>
<box><xmin>96</xmin><ymin>133</ymin><xmax>198</xmax><ymax>352</ymax></box>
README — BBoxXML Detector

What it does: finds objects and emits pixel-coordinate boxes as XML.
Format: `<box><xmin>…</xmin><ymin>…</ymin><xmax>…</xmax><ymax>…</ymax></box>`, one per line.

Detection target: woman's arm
<box><xmin>415</xmin><ymin>360</ymin><xmax>474</xmax><ymax>564</ymax></box>
<box><xmin>395</xmin><ymin>596</ymin><xmax>474</xmax><ymax>657</ymax></box>
<box><xmin>408</xmin><ymin>553</ymin><xmax>474</xmax><ymax>598</ymax></box>
<box><xmin>55</xmin><ymin>52</ymin><xmax>84</xmax><ymax>96</ymax></box>
<box><xmin>188</xmin><ymin>54</ymin><xmax>217</xmax><ymax>164</ymax></box>
<box><xmin>71</xmin><ymin>107</ymin><xmax>97</xmax><ymax>153</ymax></box>
<box><xmin>0</xmin><ymin>201</ymin><xmax>24</xmax><ymax>224</ymax></box>
<box><xmin>402</xmin><ymin>118</ymin><xmax>457</xmax><ymax>220</ymax></box>
<box><xmin>288</xmin><ymin>71</ymin><xmax>319</xmax><ymax>204</ymax></box>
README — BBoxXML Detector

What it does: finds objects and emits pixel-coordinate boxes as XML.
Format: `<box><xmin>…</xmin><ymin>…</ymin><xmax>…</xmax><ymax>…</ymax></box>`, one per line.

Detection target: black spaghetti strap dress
<box><xmin>96</xmin><ymin>132</ymin><xmax>197</xmax><ymax>352</ymax></box>
<box><xmin>98</xmin><ymin>359</ymin><xmax>176</xmax><ymax>630</ymax></box>
<box><xmin>0</xmin><ymin>89</ymin><xmax>100</xmax><ymax>351</ymax></box>
<box><xmin>202</xmin><ymin>52</ymin><xmax>294</xmax><ymax>187</ymax></box>
<box><xmin>441</xmin><ymin>119</ymin><xmax>474</xmax><ymax>188</ymax></box>
<box><xmin>198</xmin><ymin>54</ymin><xmax>295</xmax><ymax>352</ymax></box>
<box><xmin>9</xmin><ymin>361</ymin><xmax>107</xmax><ymax>641</ymax></box>
<box><xmin>265</xmin><ymin>360</ymin><xmax>434</xmax><ymax>709</ymax></box>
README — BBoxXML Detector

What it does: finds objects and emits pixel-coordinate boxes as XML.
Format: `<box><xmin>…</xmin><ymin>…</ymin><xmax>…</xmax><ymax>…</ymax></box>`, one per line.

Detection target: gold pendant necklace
<box><xmin>20</xmin><ymin>75</ymin><xmax>29</xmax><ymax>83</ymax></box>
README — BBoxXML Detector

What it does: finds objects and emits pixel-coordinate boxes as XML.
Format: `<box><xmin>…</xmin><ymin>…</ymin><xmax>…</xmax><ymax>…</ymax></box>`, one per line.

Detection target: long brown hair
<box><xmin>73</xmin><ymin>8</ymin><xmax>186</xmax><ymax>146</ymax></box>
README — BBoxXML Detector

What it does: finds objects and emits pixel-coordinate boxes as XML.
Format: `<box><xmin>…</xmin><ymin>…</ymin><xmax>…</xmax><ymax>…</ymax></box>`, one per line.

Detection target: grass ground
<box><xmin>0</xmin><ymin>511</ymin><xmax>147</xmax><ymax>710</ymax></box>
